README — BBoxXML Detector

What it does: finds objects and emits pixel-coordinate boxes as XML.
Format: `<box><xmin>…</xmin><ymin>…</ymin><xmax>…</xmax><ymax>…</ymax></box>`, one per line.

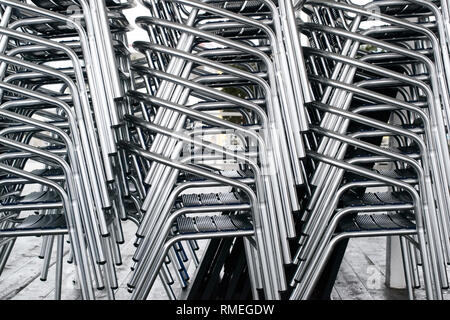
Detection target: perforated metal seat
<box><xmin>180</xmin><ymin>192</ymin><xmax>246</xmax><ymax>207</ymax></box>
<box><xmin>176</xmin><ymin>214</ymin><xmax>253</xmax><ymax>234</ymax></box>
<box><xmin>346</xmin><ymin>144</ymin><xmax>421</xmax><ymax>159</ymax></box>
<box><xmin>349</xmin><ymin>122</ymin><xmax>424</xmax><ymax>134</ymax></box>
<box><xmin>341</xmin><ymin>191</ymin><xmax>413</xmax><ymax>207</ymax></box>
<box><xmin>344</xmin><ymin>167</ymin><xmax>418</xmax><ymax>183</ymax></box>
<box><xmin>3</xmin><ymin>214</ymin><xmax>67</xmax><ymax>232</ymax></box>
<box><xmin>180</xmin><ymin>170</ymin><xmax>252</xmax><ymax>182</ymax></box>
<box><xmin>338</xmin><ymin>212</ymin><xmax>416</xmax><ymax>232</ymax></box>
<box><xmin>0</xmin><ymin>190</ymin><xmax>62</xmax><ymax>210</ymax></box>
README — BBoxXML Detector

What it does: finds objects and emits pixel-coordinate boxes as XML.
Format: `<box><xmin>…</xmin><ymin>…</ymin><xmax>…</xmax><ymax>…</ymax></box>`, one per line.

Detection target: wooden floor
<box><xmin>0</xmin><ymin>220</ymin><xmax>447</xmax><ymax>300</ymax></box>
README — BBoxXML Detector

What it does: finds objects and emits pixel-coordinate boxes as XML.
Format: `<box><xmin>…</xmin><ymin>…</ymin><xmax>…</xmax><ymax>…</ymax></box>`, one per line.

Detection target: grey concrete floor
<box><xmin>0</xmin><ymin>218</ymin><xmax>448</xmax><ymax>300</ymax></box>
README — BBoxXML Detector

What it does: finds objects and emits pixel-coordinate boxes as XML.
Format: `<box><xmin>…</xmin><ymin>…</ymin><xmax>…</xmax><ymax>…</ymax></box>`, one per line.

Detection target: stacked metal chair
<box><xmin>288</xmin><ymin>0</ymin><xmax>450</xmax><ymax>300</ymax></box>
<box><xmin>1</xmin><ymin>0</ymin><xmax>450</xmax><ymax>301</ymax></box>
<box><xmin>117</xmin><ymin>0</ymin><xmax>316</xmax><ymax>300</ymax></box>
<box><xmin>0</xmin><ymin>0</ymin><xmax>136</xmax><ymax>300</ymax></box>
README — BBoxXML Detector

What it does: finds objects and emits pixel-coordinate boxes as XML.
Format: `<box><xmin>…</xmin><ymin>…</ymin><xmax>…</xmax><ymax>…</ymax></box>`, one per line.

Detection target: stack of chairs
<box><xmin>289</xmin><ymin>0</ymin><xmax>450</xmax><ymax>300</ymax></box>
<box><xmin>1</xmin><ymin>0</ymin><xmax>450</xmax><ymax>301</ymax></box>
<box><xmin>118</xmin><ymin>0</ymin><xmax>312</xmax><ymax>300</ymax></box>
<box><xmin>0</xmin><ymin>0</ymin><xmax>134</xmax><ymax>300</ymax></box>
<box><xmin>117</xmin><ymin>0</ymin><xmax>450</xmax><ymax>301</ymax></box>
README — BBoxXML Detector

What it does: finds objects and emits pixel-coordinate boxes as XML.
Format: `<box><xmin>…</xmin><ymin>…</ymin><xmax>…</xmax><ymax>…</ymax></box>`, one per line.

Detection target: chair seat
<box><xmin>338</xmin><ymin>212</ymin><xmax>416</xmax><ymax>232</ymax></box>
<box><xmin>19</xmin><ymin>190</ymin><xmax>59</xmax><ymax>203</ymax></box>
<box><xmin>30</xmin><ymin>167</ymin><xmax>64</xmax><ymax>178</ymax></box>
<box><xmin>179</xmin><ymin>170</ymin><xmax>253</xmax><ymax>182</ymax></box>
<box><xmin>349</xmin><ymin>121</ymin><xmax>424</xmax><ymax>134</ymax></box>
<box><xmin>176</xmin><ymin>214</ymin><xmax>253</xmax><ymax>234</ymax></box>
<box><xmin>0</xmin><ymin>190</ymin><xmax>62</xmax><ymax>212</ymax></box>
<box><xmin>30</xmin><ymin>0</ymin><xmax>133</xmax><ymax>11</ymax></box>
<box><xmin>180</xmin><ymin>192</ymin><xmax>247</xmax><ymax>207</ymax></box>
<box><xmin>341</xmin><ymin>191</ymin><xmax>413</xmax><ymax>207</ymax></box>
<box><xmin>346</xmin><ymin>144</ymin><xmax>421</xmax><ymax>159</ymax></box>
<box><xmin>345</xmin><ymin>167</ymin><xmax>417</xmax><ymax>183</ymax></box>
<box><xmin>6</xmin><ymin>214</ymin><xmax>67</xmax><ymax>232</ymax></box>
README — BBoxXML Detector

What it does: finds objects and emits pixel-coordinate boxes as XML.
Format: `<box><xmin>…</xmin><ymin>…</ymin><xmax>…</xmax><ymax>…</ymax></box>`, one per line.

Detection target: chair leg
<box><xmin>0</xmin><ymin>238</ymin><xmax>16</xmax><ymax>276</ymax></box>
<box><xmin>243</xmin><ymin>237</ymin><xmax>260</xmax><ymax>300</ymax></box>
<box><xmin>400</xmin><ymin>236</ymin><xmax>414</xmax><ymax>300</ymax></box>
<box><xmin>40</xmin><ymin>235</ymin><xmax>55</xmax><ymax>281</ymax></box>
<box><xmin>416</xmin><ymin>228</ymin><xmax>439</xmax><ymax>299</ymax></box>
<box><xmin>39</xmin><ymin>236</ymin><xmax>49</xmax><ymax>260</ymax></box>
<box><xmin>409</xmin><ymin>240</ymin><xmax>421</xmax><ymax>288</ymax></box>
<box><xmin>159</xmin><ymin>272</ymin><xmax>176</xmax><ymax>300</ymax></box>
<box><xmin>55</xmin><ymin>235</ymin><xmax>64</xmax><ymax>300</ymax></box>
